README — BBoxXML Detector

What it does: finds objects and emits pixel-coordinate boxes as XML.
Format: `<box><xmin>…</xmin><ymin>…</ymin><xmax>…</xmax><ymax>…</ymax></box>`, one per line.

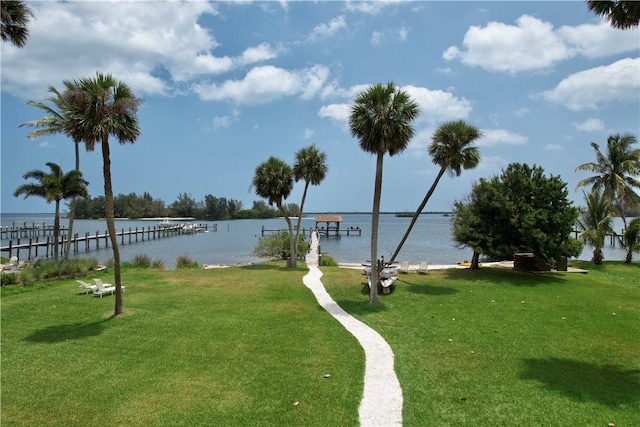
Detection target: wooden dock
<box><xmin>260</xmin><ymin>225</ymin><xmax>361</xmax><ymax>237</ymax></box>
<box><xmin>1</xmin><ymin>224</ymin><xmax>211</xmax><ymax>261</ymax></box>
<box><xmin>571</xmin><ymin>228</ymin><xmax>624</xmax><ymax>246</ymax></box>
<box><xmin>1</xmin><ymin>222</ymin><xmax>67</xmax><ymax>239</ymax></box>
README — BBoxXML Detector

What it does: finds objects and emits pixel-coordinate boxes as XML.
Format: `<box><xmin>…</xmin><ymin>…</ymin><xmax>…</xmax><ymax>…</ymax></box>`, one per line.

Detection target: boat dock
<box><xmin>1</xmin><ymin>222</ymin><xmax>67</xmax><ymax>239</ymax></box>
<box><xmin>0</xmin><ymin>224</ymin><xmax>211</xmax><ymax>261</ymax></box>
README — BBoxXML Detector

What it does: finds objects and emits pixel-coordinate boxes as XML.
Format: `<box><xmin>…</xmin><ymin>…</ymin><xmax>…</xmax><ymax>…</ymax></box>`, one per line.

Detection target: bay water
<box><xmin>1</xmin><ymin>213</ymin><xmax>630</xmax><ymax>269</ymax></box>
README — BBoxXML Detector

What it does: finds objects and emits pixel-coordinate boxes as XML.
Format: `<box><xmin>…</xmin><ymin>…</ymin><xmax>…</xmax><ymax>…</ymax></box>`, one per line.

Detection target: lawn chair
<box><xmin>91</xmin><ymin>278</ymin><xmax>121</xmax><ymax>298</ymax></box>
<box><xmin>77</xmin><ymin>280</ymin><xmax>97</xmax><ymax>294</ymax></box>
<box><xmin>417</xmin><ymin>262</ymin><xmax>429</xmax><ymax>274</ymax></box>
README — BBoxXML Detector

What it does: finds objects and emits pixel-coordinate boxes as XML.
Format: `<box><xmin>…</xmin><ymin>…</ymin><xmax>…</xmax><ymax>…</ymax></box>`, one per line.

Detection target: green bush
<box><xmin>152</xmin><ymin>259</ymin><xmax>167</xmax><ymax>270</ymax></box>
<box><xmin>131</xmin><ymin>254</ymin><xmax>152</xmax><ymax>268</ymax></box>
<box><xmin>253</xmin><ymin>231</ymin><xmax>309</xmax><ymax>260</ymax></box>
<box><xmin>0</xmin><ymin>272</ymin><xmax>19</xmax><ymax>286</ymax></box>
<box><xmin>319</xmin><ymin>254</ymin><xmax>338</xmax><ymax>267</ymax></box>
<box><xmin>175</xmin><ymin>254</ymin><xmax>199</xmax><ymax>269</ymax></box>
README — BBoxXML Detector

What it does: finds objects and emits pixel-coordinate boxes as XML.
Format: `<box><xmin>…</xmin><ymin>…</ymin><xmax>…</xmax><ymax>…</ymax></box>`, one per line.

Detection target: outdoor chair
<box><xmin>91</xmin><ymin>278</ymin><xmax>121</xmax><ymax>298</ymax></box>
<box><xmin>77</xmin><ymin>280</ymin><xmax>97</xmax><ymax>294</ymax></box>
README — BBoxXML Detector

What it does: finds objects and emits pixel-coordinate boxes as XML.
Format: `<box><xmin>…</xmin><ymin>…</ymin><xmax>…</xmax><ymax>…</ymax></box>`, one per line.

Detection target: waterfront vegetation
<box><xmin>2</xmin><ymin>261</ymin><xmax>638</xmax><ymax>426</ymax></box>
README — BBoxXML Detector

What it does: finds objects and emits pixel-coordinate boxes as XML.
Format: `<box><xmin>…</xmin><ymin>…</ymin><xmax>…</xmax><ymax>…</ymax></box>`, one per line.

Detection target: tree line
<box><xmin>72</xmin><ymin>191</ymin><xmax>300</xmax><ymax>221</ymax></box>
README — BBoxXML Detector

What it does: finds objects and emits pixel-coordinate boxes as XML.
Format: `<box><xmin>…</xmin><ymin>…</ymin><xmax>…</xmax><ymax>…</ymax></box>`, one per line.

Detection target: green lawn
<box><xmin>322</xmin><ymin>261</ymin><xmax>640</xmax><ymax>426</ymax></box>
<box><xmin>1</xmin><ymin>264</ymin><xmax>363</xmax><ymax>426</ymax></box>
<box><xmin>2</xmin><ymin>261</ymin><xmax>639</xmax><ymax>426</ymax></box>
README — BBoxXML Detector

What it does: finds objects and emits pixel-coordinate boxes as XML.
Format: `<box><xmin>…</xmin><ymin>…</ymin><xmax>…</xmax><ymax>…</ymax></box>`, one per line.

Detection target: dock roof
<box><xmin>315</xmin><ymin>215</ymin><xmax>343</xmax><ymax>222</ymax></box>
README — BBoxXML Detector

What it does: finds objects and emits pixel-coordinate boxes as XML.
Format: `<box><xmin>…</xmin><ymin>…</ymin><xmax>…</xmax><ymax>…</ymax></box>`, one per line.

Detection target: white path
<box><xmin>303</xmin><ymin>230</ymin><xmax>403</xmax><ymax>426</ymax></box>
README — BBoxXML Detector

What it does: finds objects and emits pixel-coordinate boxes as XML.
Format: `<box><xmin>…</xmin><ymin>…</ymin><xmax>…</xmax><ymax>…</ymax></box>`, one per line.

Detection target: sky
<box><xmin>1</xmin><ymin>0</ymin><xmax>639</xmax><ymax>214</ymax></box>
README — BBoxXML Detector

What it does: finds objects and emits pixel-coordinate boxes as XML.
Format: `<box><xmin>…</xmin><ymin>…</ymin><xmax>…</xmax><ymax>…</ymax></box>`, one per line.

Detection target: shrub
<box><xmin>319</xmin><ymin>254</ymin><xmax>338</xmax><ymax>267</ymax></box>
<box><xmin>131</xmin><ymin>254</ymin><xmax>152</xmax><ymax>268</ymax></box>
<box><xmin>152</xmin><ymin>259</ymin><xmax>167</xmax><ymax>270</ymax></box>
<box><xmin>0</xmin><ymin>272</ymin><xmax>19</xmax><ymax>286</ymax></box>
<box><xmin>253</xmin><ymin>231</ymin><xmax>309</xmax><ymax>260</ymax></box>
<box><xmin>175</xmin><ymin>254</ymin><xmax>199</xmax><ymax>269</ymax></box>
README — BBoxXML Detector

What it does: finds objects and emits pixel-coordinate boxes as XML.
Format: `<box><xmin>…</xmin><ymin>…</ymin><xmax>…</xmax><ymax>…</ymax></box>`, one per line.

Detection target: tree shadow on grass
<box><xmin>520</xmin><ymin>357</ymin><xmax>640</xmax><ymax>407</ymax></box>
<box><xmin>334</xmin><ymin>299</ymin><xmax>388</xmax><ymax>316</ymax></box>
<box><xmin>397</xmin><ymin>278</ymin><xmax>459</xmax><ymax>296</ymax></box>
<box><xmin>441</xmin><ymin>267</ymin><xmax>568</xmax><ymax>287</ymax></box>
<box><xmin>23</xmin><ymin>320</ymin><xmax>107</xmax><ymax>344</ymax></box>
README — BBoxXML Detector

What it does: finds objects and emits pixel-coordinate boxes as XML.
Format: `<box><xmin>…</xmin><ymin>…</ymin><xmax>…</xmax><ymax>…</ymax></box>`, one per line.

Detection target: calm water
<box><xmin>1</xmin><ymin>213</ymin><xmax>630</xmax><ymax>269</ymax></box>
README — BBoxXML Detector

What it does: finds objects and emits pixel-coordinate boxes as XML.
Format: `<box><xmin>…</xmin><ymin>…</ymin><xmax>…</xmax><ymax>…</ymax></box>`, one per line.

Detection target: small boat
<box><xmin>158</xmin><ymin>218</ymin><xmax>174</xmax><ymax>229</ymax></box>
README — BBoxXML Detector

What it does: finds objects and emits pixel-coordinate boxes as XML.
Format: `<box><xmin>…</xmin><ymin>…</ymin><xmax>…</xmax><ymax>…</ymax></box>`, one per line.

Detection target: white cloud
<box><xmin>574</xmin><ymin>118</ymin><xmax>604</xmax><ymax>132</ymax></box>
<box><xmin>318</xmin><ymin>103</ymin><xmax>351</xmax><ymax>125</ymax></box>
<box><xmin>211</xmin><ymin>109</ymin><xmax>241</xmax><ymax>129</ymax></box>
<box><xmin>398</xmin><ymin>26</ymin><xmax>409</xmax><ymax>41</ymax></box>
<box><xmin>344</xmin><ymin>0</ymin><xmax>406</xmax><ymax>15</ymax></box>
<box><xmin>514</xmin><ymin>107</ymin><xmax>531</xmax><ymax>118</ymax></box>
<box><xmin>478</xmin><ymin>129</ymin><xmax>528</xmax><ymax>147</ymax></box>
<box><xmin>304</xmin><ymin>128</ymin><xmax>315</xmax><ymax>140</ymax></box>
<box><xmin>544</xmin><ymin>143</ymin><xmax>563</xmax><ymax>151</ymax></box>
<box><xmin>371</xmin><ymin>31</ymin><xmax>384</xmax><ymax>46</ymax></box>
<box><xmin>38</xmin><ymin>141</ymin><xmax>54</xmax><ymax>149</ymax></box>
<box><xmin>443</xmin><ymin>15</ymin><xmax>638</xmax><ymax>74</ymax></box>
<box><xmin>193</xmin><ymin>65</ymin><xmax>330</xmax><ymax>105</ymax></box>
<box><xmin>443</xmin><ymin>15</ymin><xmax>569</xmax><ymax>74</ymax></box>
<box><xmin>0</xmin><ymin>1</ymin><xmax>280</xmax><ymax>99</ymax></box>
<box><xmin>542</xmin><ymin>57</ymin><xmax>640</xmax><ymax>110</ymax></box>
<box><xmin>557</xmin><ymin>21</ymin><xmax>639</xmax><ymax>59</ymax></box>
<box><xmin>309</xmin><ymin>15</ymin><xmax>347</xmax><ymax>41</ymax></box>
<box><xmin>402</xmin><ymin>85</ymin><xmax>474</xmax><ymax>123</ymax></box>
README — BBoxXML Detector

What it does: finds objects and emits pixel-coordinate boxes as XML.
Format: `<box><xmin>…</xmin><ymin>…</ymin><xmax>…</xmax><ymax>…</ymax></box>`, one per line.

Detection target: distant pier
<box><xmin>1</xmin><ymin>223</ymin><xmax>211</xmax><ymax>261</ymax></box>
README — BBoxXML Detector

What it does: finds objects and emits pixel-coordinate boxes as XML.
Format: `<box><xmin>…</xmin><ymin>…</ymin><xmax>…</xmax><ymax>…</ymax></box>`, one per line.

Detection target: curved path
<box><xmin>303</xmin><ymin>231</ymin><xmax>402</xmax><ymax>426</ymax></box>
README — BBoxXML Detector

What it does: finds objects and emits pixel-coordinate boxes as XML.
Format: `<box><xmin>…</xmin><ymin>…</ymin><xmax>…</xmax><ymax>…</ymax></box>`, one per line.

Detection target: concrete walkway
<box><xmin>303</xmin><ymin>230</ymin><xmax>402</xmax><ymax>426</ymax></box>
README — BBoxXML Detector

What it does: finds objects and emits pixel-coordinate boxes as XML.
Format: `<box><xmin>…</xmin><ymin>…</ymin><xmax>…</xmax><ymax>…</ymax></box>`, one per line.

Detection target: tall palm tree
<box><xmin>292</xmin><ymin>144</ymin><xmax>328</xmax><ymax>267</ymax></box>
<box><xmin>1</xmin><ymin>0</ymin><xmax>33</xmax><ymax>48</ymax></box>
<box><xmin>349</xmin><ymin>82</ymin><xmax>419</xmax><ymax>303</ymax></box>
<box><xmin>575</xmin><ymin>134</ymin><xmax>640</xmax><ymax>232</ymax></box>
<box><xmin>622</xmin><ymin>217</ymin><xmax>640</xmax><ymax>263</ymax></box>
<box><xmin>13</xmin><ymin>162</ymin><xmax>88</xmax><ymax>264</ymax></box>
<box><xmin>577</xmin><ymin>189</ymin><xmax>615</xmax><ymax>265</ymax></box>
<box><xmin>389</xmin><ymin>120</ymin><xmax>481</xmax><ymax>264</ymax></box>
<box><xmin>63</xmin><ymin>73</ymin><xmax>141</xmax><ymax>316</ymax></box>
<box><xmin>587</xmin><ymin>1</ymin><xmax>640</xmax><ymax>29</ymax></box>
<box><xmin>21</xmin><ymin>84</ymin><xmax>84</xmax><ymax>262</ymax></box>
<box><xmin>252</xmin><ymin>157</ymin><xmax>296</xmax><ymax>267</ymax></box>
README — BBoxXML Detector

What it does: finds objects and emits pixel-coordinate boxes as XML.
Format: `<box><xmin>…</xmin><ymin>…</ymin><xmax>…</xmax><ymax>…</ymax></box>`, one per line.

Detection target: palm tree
<box><xmin>63</xmin><ymin>73</ymin><xmax>141</xmax><ymax>316</ymax></box>
<box><xmin>349</xmin><ymin>82</ymin><xmax>419</xmax><ymax>303</ymax></box>
<box><xmin>13</xmin><ymin>162</ymin><xmax>88</xmax><ymax>264</ymax></box>
<box><xmin>292</xmin><ymin>144</ymin><xmax>328</xmax><ymax>267</ymax></box>
<box><xmin>577</xmin><ymin>189</ymin><xmax>615</xmax><ymax>265</ymax></box>
<box><xmin>252</xmin><ymin>157</ymin><xmax>296</xmax><ymax>267</ymax></box>
<box><xmin>587</xmin><ymin>1</ymin><xmax>640</xmax><ymax>29</ymax></box>
<box><xmin>389</xmin><ymin>120</ymin><xmax>482</xmax><ymax>264</ymax></box>
<box><xmin>1</xmin><ymin>0</ymin><xmax>33</xmax><ymax>48</ymax></box>
<box><xmin>21</xmin><ymin>84</ymin><xmax>85</xmax><ymax>262</ymax></box>
<box><xmin>622</xmin><ymin>217</ymin><xmax>640</xmax><ymax>263</ymax></box>
<box><xmin>575</xmin><ymin>134</ymin><xmax>640</xmax><ymax>232</ymax></box>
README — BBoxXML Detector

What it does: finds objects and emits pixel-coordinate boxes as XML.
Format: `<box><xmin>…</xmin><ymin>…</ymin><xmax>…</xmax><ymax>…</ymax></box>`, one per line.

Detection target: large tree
<box><xmin>292</xmin><ymin>144</ymin><xmax>328</xmax><ymax>267</ymax></box>
<box><xmin>13</xmin><ymin>162</ymin><xmax>88</xmax><ymax>264</ymax></box>
<box><xmin>577</xmin><ymin>189</ymin><xmax>616</xmax><ymax>265</ymax></box>
<box><xmin>1</xmin><ymin>0</ymin><xmax>33</xmax><ymax>48</ymax></box>
<box><xmin>21</xmin><ymin>84</ymin><xmax>85</xmax><ymax>262</ymax></box>
<box><xmin>63</xmin><ymin>73</ymin><xmax>141</xmax><ymax>316</ymax></box>
<box><xmin>452</xmin><ymin>163</ymin><xmax>579</xmax><ymax>267</ymax></box>
<box><xmin>576</xmin><ymin>134</ymin><xmax>640</xmax><ymax>231</ymax></box>
<box><xmin>349</xmin><ymin>82</ymin><xmax>419</xmax><ymax>303</ymax></box>
<box><xmin>252</xmin><ymin>157</ymin><xmax>296</xmax><ymax>267</ymax></box>
<box><xmin>587</xmin><ymin>1</ymin><xmax>640</xmax><ymax>29</ymax></box>
<box><xmin>389</xmin><ymin>120</ymin><xmax>481</xmax><ymax>264</ymax></box>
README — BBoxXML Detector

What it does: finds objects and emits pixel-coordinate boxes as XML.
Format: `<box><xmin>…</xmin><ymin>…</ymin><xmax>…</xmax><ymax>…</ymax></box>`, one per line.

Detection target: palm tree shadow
<box><xmin>398</xmin><ymin>278</ymin><xmax>459</xmax><ymax>295</ymax></box>
<box><xmin>520</xmin><ymin>357</ymin><xmax>640</xmax><ymax>407</ymax></box>
<box><xmin>23</xmin><ymin>320</ymin><xmax>107</xmax><ymax>343</ymax></box>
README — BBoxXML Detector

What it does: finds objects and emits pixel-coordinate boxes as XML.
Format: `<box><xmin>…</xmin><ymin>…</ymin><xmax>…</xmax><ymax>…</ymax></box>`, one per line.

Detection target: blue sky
<box><xmin>2</xmin><ymin>0</ymin><xmax>639</xmax><ymax>214</ymax></box>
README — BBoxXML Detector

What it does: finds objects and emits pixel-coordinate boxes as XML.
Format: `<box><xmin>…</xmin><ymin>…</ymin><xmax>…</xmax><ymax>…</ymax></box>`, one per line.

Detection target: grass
<box><xmin>1</xmin><ymin>263</ymin><xmax>363</xmax><ymax>426</ymax></box>
<box><xmin>2</xmin><ymin>260</ymin><xmax>639</xmax><ymax>426</ymax></box>
<box><xmin>321</xmin><ymin>260</ymin><xmax>640</xmax><ymax>426</ymax></box>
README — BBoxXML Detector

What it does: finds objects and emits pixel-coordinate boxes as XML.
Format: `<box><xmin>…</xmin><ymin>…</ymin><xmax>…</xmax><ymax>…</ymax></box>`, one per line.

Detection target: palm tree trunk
<box><xmin>389</xmin><ymin>166</ymin><xmax>446</xmax><ymax>264</ymax></box>
<box><xmin>294</xmin><ymin>182</ymin><xmax>310</xmax><ymax>263</ymax></box>
<box><xmin>369</xmin><ymin>153</ymin><xmax>384</xmax><ymax>304</ymax></box>
<box><xmin>279</xmin><ymin>203</ymin><xmax>296</xmax><ymax>268</ymax></box>
<box><xmin>101</xmin><ymin>138</ymin><xmax>123</xmax><ymax>316</ymax></box>
<box><xmin>53</xmin><ymin>200</ymin><xmax>60</xmax><ymax>265</ymax></box>
<box><xmin>63</xmin><ymin>141</ymin><xmax>80</xmax><ymax>262</ymax></box>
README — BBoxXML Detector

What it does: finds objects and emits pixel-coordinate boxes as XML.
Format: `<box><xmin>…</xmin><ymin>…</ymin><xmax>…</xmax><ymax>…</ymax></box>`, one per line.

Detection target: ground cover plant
<box><xmin>321</xmin><ymin>261</ymin><xmax>640</xmax><ymax>426</ymax></box>
<box><xmin>1</xmin><ymin>263</ymin><xmax>363</xmax><ymax>426</ymax></box>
